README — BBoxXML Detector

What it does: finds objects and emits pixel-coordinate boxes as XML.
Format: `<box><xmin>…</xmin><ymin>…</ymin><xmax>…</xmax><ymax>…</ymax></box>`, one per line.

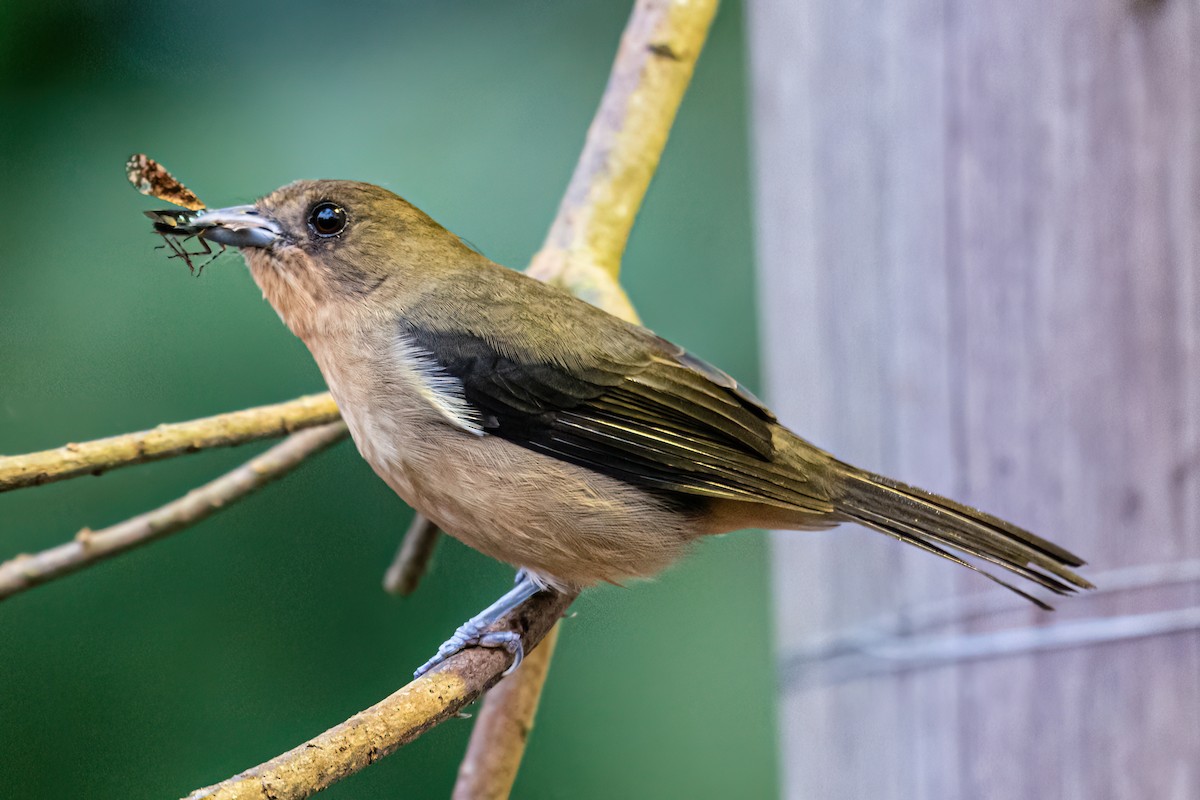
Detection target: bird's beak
<box><xmin>146</xmin><ymin>205</ymin><xmax>282</xmax><ymax>249</ymax></box>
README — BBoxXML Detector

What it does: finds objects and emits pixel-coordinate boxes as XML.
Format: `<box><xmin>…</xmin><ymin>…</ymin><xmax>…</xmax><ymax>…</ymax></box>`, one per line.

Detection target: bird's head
<box><xmin>164</xmin><ymin>180</ymin><xmax>479</xmax><ymax>336</ymax></box>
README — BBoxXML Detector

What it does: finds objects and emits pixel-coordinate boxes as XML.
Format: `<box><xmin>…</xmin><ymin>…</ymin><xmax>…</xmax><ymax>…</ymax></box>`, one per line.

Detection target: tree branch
<box><xmin>0</xmin><ymin>423</ymin><xmax>347</xmax><ymax>602</ymax></box>
<box><xmin>382</xmin><ymin>514</ymin><xmax>442</xmax><ymax>596</ymax></box>
<box><xmin>184</xmin><ymin>590</ymin><xmax>576</xmax><ymax>800</ymax></box>
<box><xmin>452</xmin><ymin>623</ymin><xmax>562</xmax><ymax>799</ymax></box>
<box><xmin>0</xmin><ymin>393</ymin><xmax>340</xmax><ymax>494</ymax></box>
<box><xmin>528</xmin><ymin>0</ymin><xmax>720</xmax><ymax>292</ymax></box>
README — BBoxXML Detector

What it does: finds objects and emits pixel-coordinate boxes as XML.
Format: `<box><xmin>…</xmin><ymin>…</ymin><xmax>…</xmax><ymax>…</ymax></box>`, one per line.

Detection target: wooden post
<box><xmin>747</xmin><ymin>0</ymin><xmax>1199</xmax><ymax>797</ymax></box>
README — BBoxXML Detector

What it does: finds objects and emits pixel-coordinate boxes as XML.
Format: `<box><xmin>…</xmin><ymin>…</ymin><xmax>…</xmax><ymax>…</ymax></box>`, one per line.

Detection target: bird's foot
<box><xmin>413</xmin><ymin>625</ymin><xmax>525</xmax><ymax>679</ymax></box>
<box><xmin>412</xmin><ymin>571</ymin><xmax>541</xmax><ymax>679</ymax></box>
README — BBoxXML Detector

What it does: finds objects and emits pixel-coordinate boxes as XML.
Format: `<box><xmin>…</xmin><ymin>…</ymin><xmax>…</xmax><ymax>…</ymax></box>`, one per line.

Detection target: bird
<box><xmin>149</xmin><ymin>179</ymin><xmax>1092</xmax><ymax>677</ymax></box>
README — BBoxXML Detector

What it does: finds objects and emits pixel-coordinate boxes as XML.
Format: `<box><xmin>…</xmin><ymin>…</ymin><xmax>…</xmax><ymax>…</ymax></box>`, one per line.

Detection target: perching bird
<box><xmin>148</xmin><ymin>180</ymin><xmax>1091</xmax><ymax>677</ymax></box>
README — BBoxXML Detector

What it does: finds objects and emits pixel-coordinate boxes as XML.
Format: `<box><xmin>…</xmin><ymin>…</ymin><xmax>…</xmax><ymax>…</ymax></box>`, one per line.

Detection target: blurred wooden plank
<box><xmin>748</xmin><ymin>0</ymin><xmax>1200</xmax><ymax>797</ymax></box>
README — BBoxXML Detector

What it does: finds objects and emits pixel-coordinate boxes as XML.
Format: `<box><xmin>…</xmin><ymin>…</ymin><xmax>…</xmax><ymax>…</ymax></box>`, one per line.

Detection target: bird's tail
<box><xmin>835</xmin><ymin>465</ymin><xmax>1092</xmax><ymax>609</ymax></box>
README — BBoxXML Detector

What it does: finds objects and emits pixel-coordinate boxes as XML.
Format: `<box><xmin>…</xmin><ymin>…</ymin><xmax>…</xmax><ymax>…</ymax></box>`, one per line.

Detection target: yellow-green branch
<box><xmin>0</xmin><ymin>393</ymin><xmax>340</xmax><ymax>493</ymax></box>
<box><xmin>529</xmin><ymin>0</ymin><xmax>720</xmax><ymax>292</ymax></box>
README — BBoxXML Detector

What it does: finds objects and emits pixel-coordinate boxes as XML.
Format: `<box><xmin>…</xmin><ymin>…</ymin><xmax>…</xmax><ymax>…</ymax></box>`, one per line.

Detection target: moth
<box><xmin>126</xmin><ymin>153</ymin><xmax>224</xmax><ymax>274</ymax></box>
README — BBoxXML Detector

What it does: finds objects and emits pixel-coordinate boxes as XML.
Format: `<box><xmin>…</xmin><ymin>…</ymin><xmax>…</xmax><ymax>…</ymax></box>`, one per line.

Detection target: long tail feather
<box><xmin>836</xmin><ymin>465</ymin><xmax>1093</xmax><ymax>607</ymax></box>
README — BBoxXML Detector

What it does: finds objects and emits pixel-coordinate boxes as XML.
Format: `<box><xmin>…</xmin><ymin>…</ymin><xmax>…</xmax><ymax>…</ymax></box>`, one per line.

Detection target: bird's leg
<box><xmin>414</xmin><ymin>571</ymin><xmax>543</xmax><ymax>679</ymax></box>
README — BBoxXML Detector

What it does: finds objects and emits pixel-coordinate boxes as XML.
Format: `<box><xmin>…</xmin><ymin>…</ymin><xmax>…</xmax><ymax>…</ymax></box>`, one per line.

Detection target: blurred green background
<box><xmin>0</xmin><ymin>1</ymin><xmax>775</xmax><ymax>797</ymax></box>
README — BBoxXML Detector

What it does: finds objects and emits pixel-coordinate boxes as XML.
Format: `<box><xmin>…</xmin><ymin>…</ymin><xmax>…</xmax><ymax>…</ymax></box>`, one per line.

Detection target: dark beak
<box><xmin>145</xmin><ymin>205</ymin><xmax>281</xmax><ymax>249</ymax></box>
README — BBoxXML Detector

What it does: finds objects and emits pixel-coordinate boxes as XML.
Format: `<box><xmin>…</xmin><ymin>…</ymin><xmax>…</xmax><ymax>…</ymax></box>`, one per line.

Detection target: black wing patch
<box><xmin>403</xmin><ymin>323</ymin><xmax>825</xmax><ymax>511</ymax></box>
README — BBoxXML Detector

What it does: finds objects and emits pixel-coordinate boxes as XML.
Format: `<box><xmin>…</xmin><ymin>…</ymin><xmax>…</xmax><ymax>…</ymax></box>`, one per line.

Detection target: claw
<box><xmin>480</xmin><ymin>631</ymin><xmax>525</xmax><ymax>675</ymax></box>
<box><xmin>412</xmin><ymin>626</ymin><xmax>526</xmax><ymax>679</ymax></box>
<box><xmin>413</xmin><ymin>572</ymin><xmax>541</xmax><ymax>679</ymax></box>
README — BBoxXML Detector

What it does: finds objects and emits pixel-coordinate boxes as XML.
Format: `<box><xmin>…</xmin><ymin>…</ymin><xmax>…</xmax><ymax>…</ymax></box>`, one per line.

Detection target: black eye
<box><xmin>308</xmin><ymin>201</ymin><xmax>347</xmax><ymax>238</ymax></box>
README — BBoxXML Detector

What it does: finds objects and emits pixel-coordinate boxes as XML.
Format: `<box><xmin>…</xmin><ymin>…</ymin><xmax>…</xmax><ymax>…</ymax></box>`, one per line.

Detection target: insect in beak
<box><xmin>128</xmin><ymin>154</ymin><xmax>283</xmax><ymax>274</ymax></box>
<box><xmin>144</xmin><ymin>206</ymin><xmax>283</xmax><ymax>275</ymax></box>
<box><xmin>146</xmin><ymin>206</ymin><xmax>281</xmax><ymax>247</ymax></box>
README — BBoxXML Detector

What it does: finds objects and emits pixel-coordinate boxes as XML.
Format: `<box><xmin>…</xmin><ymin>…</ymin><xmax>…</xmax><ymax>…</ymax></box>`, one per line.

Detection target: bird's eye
<box><xmin>308</xmin><ymin>201</ymin><xmax>348</xmax><ymax>238</ymax></box>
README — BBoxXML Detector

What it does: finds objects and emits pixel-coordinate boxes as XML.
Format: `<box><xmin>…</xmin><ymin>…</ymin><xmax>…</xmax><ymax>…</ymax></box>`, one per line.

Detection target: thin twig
<box><xmin>0</xmin><ymin>423</ymin><xmax>347</xmax><ymax>602</ymax></box>
<box><xmin>0</xmin><ymin>393</ymin><xmax>340</xmax><ymax>494</ymax></box>
<box><xmin>184</xmin><ymin>590</ymin><xmax>576</xmax><ymax>800</ymax></box>
<box><xmin>452</xmin><ymin>624</ymin><xmax>561</xmax><ymax>799</ymax></box>
<box><xmin>529</xmin><ymin>0</ymin><xmax>720</xmax><ymax>292</ymax></box>
<box><xmin>382</xmin><ymin>515</ymin><xmax>442</xmax><ymax>596</ymax></box>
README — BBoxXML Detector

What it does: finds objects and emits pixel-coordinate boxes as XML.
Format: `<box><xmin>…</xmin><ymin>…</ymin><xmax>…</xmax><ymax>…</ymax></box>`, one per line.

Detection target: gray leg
<box><xmin>414</xmin><ymin>572</ymin><xmax>542</xmax><ymax>679</ymax></box>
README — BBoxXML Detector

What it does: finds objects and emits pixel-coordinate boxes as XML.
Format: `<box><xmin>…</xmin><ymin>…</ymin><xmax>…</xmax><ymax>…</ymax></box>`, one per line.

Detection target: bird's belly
<box><xmin>344</xmin><ymin>405</ymin><xmax>697</xmax><ymax>589</ymax></box>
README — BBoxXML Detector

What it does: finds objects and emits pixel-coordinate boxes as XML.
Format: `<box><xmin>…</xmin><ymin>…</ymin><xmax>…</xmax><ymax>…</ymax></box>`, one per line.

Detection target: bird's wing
<box><xmin>401</xmin><ymin>319</ymin><xmax>831</xmax><ymax>513</ymax></box>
